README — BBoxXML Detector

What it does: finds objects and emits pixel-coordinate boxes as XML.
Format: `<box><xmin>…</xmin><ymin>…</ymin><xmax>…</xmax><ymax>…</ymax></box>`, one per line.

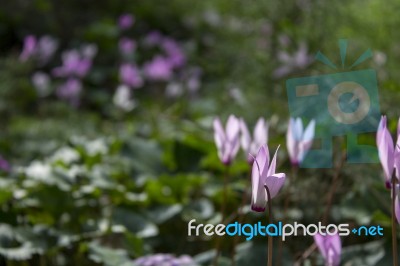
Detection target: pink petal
<box><xmin>267</xmin><ymin>146</ymin><xmax>280</xmax><ymax>177</ymax></box>
<box><xmin>377</xmin><ymin>125</ymin><xmax>395</xmax><ymax>180</ymax></box>
<box><xmin>239</xmin><ymin>119</ymin><xmax>251</xmax><ymax>153</ymax></box>
<box><xmin>251</xmin><ymin>159</ymin><xmax>266</xmax><ymax>212</ymax></box>
<box><xmin>253</xmin><ymin>118</ymin><xmax>268</xmax><ymax>146</ymax></box>
<box><xmin>264</xmin><ymin>173</ymin><xmax>285</xmax><ymax>199</ymax></box>
<box><xmin>213</xmin><ymin>118</ymin><xmax>225</xmax><ymax>150</ymax></box>
<box><xmin>226</xmin><ymin>115</ymin><xmax>240</xmax><ymax>141</ymax></box>
<box><xmin>256</xmin><ymin>145</ymin><xmax>269</xmax><ymax>177</ymax></box>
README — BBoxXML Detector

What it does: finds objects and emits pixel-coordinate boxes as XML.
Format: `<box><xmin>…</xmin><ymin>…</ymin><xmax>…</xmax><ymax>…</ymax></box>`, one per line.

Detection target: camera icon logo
<box><xmin>286</xmin><ymin>40</ymin><xmax>381</xmax><ymax>168</ymax></box>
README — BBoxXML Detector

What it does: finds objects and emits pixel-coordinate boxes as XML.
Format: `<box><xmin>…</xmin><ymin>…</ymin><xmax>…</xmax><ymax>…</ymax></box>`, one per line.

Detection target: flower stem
<box><xmin>264</xmin><ymin>185</ymin><xmax>273</xmax><ymax>266</ymax></box>
<box><xmin>391</xmin><ymin>175</ymin><xmax>398</xmax><ymax>266</ymax></box>
<box><xmin>213</xmin><ymin>165</ymin><xmax>230</xmax><ymax>266</ymax></box>
<box><xmin>231</xmin><ymin>170</ymin><xmax>251</xmax><ymax>266</ymax></box>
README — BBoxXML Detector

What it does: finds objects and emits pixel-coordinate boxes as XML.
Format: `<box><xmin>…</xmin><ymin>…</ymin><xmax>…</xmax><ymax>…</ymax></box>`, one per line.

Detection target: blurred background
<box><xmin>1</xmin><ymin>0</ymin><xmax>400</xmax><ymax>265</ymax></box>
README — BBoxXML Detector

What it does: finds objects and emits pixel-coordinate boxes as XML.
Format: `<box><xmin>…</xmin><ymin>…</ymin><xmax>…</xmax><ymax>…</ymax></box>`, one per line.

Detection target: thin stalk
<box><xmin>278</xmin><ymin>165</ymin><xmax>298</xmax><ymax>265</ymax></box>
<box><xmin>295</xmin><ymin>151</ymin><xmax>345</xmax><ymax>265</ymax></box>
<box><xmin>264</xmin><ymin>185</ymin><xmax>273</xmax><ymax>266</ymax></box>
<box><xmin>391</xmin><ymin>175</ymin><xmax>398</xmax><ymax>266</ymax></box>
<box><xmin>231</xmin><ymin>171</ymin><xmax>251</xmax><ymax>266</ymax></box>
<box><xmin>213</xmin><ymin>165</ymin><xmax>230</xmax><ymax>266</ymax></box>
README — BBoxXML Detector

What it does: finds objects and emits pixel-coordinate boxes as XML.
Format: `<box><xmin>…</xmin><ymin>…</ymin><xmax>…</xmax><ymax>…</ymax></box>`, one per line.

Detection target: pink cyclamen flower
<box><xmin>19</xmin><ymin>35</ymin><xmax>37</xmax><ymax>61</ymax></box>
<box><xmin>119</xmin><ymin>38</ymin><xmax>136</xmax><ymax>55</ymax></box>
<box><xmin>376</xmin><ymin>115</ymin><xmax>400</xmax><ymax>188</ymax></box>
<box><xmin>286</xmin><ymin>117</ymin><xmax>315</xmax><ymax>166</ymax></box>
<box><xmin>119</xmin><ymin>63</ymin><xmax>143</xmax><ymax>89</ymax></box>
<box><xmin>118</xmin><ymin>14</ymin><xmax>134</xmax><ymax>29</ymax></box>
<box><xmin>56</xmin><ymin>78</ymin><xmax>82</xmax><ymax>101</ymax></box>
<box><xmin>143</xmin><ymin>56</ymin><xmax>173</xmax><ymax>81</ymax></box>
<box><xmin>52</xmin><ymin>50</ymin><xmax>92</xmax><ymax>78</ymax></box>
<box><xmin>162</xmin><ymin>38</ymin><xmax>186</xmax><ymax>68</ymax></box>
<box><xmin>0</xmin><ymin>156</ymin><xmax>10</xmax><ymax>172</ymax></box>
<box><xmin>314</xmin><ymin>233</ymin><xmax>341</xmax><ymax>266</ymax></box>
<box><xmin>240</xmin><ymin>118</ymin><xmax>269</xmax><ymax>165</ymax></box>
<box><xmin>251</xmin><ymin>145</ymin><xmax>285</xmax><ymax>212</ymax></box>
<box><xmin>213</xmin><ymin>115</ymin><xmax>240</xmax><ymax>165</ymax></box>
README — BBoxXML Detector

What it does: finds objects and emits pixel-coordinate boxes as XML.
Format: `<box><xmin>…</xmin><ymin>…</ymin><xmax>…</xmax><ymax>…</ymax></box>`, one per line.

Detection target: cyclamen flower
<box><xmin>20</xmin><ymin>35</ymin><xmax>37</xmax><ymax>61</ymax></box>
<box><xmin>144</xmin><ymin>56</ymin><xmax>173</xmax><ymax>81</ymax></box>
<box><xmin>162</xmin><ymin>38</ymin><xmax>186</xmax><ymax>68</ymax></box>
<box><xmin>376</xmin><ymin>115</ymin><xmax>400</xmax><ymax>188</ymax></box>
<box><xmin>395</xmin><ymin>188</ymin><xmax>400</xmax><ymax>224</ymax></box>
<box><xmin>251</xmin><ymin>145</ymin><xmax>285</xmax><ymax>212</ymax></box>
<box><xmin>314</xmin><ymin>233</ymin><xmax>341</xmax><ymax>266</ymax></box>
<box><xmin>273</xmin><ymin>42</ymin><xmax>313</xmax><ymax>78</ymax></box>
<box><xmin>19</xmin><ymin>35</ymin><xmax>58</xmax><ymax>63</ymax></box>
<box><xmin>52</xmin><ymin>49</ymin><xmax>92</xmax><ymax>78</ymax></box>
<box><xmin>286</xmin><ymin>117</ymin><xmax>315</xmax><ymax>166</ymax></box>
<box><xmin>118</xmin><ymin>38</ymin><xmax>136</xmax><ymax>55</ymax></box>
<box><xmin>118</xmin><ymin>14</ymin><xmax>134</xmax><ymax>30</ymax></box>
<box><xmin>119</xmin><ymin>63</ymin><xmax>143</xmax><ymax>89</ymax></box>
<box><xmin>213</xmin><ymin>115</ymin><xmax>240</xmax><ymax>165</ymax></box>
<box><xmin>133</xmin><ymin>253</ymin><xmax>194</xmax><ymax>266</ymax></box>
<box><xmin>56</xmin><ymin>78</ymin><xmax>82</xmax><ymax>101</ymax></box>
<box><xmin>0</xmin><ymin>156</ymin><xmax>10</xmax><ymax>172</ymax></box>
<box><xmin>240</xmin><ymin>118</ymin><xmax>269</xmax><ymax>164</ymax></box>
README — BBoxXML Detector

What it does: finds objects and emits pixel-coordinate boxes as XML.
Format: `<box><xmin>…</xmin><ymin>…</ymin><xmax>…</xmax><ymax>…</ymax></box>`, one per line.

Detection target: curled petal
<box><xmin>256</xmin><ymin>145</ymin><xmax>269</xmax><ymax>176</ymax></box>
<box><xmin>267</xmin><ymin>146</ymin><xmax>280</xmax><ymax>177</ymax></box>
<box><xmin>264</xmin><ymin>173</ymin><xmax>285</xmax><ymax>199</ymax></box>
<box><xmin>251</xmin><ymin>159</ymin><xmax>266</xmax><ymax>212</ymax></box>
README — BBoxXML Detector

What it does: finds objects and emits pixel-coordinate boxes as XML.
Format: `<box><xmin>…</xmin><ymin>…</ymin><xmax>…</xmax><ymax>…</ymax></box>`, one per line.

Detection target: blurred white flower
<box><xmin>31</xmin><ymin>71</ymin><xmax>51</xmax><ymax>97</ymax></box>
<box><xmin>51</xmin><ymin>147</ymin><xmax>80</xmax><ymax>164</ymax></box>
<box><xmin>25</xmin><ymin>161</ymin><xmax>52</xmax><ymax>181</ymax></box>
<box><xmin>113</xmin><ymin>85</ymin><xmax>136</xmax><ymax>111</ymax></box>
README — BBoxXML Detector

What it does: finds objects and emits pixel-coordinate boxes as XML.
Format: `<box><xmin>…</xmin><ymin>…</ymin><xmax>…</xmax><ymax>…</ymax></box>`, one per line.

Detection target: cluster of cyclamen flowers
<box><xmin>113</xmin><ymin>14</ymin><xmax>201</xmax><ymax>111</ymax></box>
<box><xmin>20</xmin><ymin>13</ymin><xmax>201</xmax><ymax>109</ymax></box>
<box><xmin>213</xmin><ymin>115</ymin><xmax>343</xmax><ymax>265</ymax></box>
<box><xmin>20</xmin><ymin>34</ymin><xmax>96</xmax><ymax>104</ymax></box>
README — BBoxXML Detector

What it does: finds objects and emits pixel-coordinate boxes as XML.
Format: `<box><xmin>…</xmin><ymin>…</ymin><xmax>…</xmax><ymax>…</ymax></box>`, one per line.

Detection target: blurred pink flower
<box><xmin>162</xmin><ymin>38</ymin><xmax>186</xmax><ymax>68</ymax></box>
<box><xmin>119</xmin><ymin>63</ymin><xmax>143</xmax><ymax>88</ymax></box>
<box><xmin>286</xmin><ymin>117</ymin><xmax>315</xmax><ymax>166</ymax></box>
<box><xmin>213</xmin><ymin>115</ymin><xmax>240</xmax><ymax>165</ymax></box>
<box><xmin>144</xmin><ymin>31</ymin><xmax>163</xmax><ymax>47</ymax></box>
<box><xmin>240</xmin><ymin>117</ymin><xmax>269</xmax><ymax>165</ymax></box>
<box><xmin>19</xmin><ymin>35</ymin><xmax>37</xmax><ymax>61</ymax></box>
<box><xmin>56</xmin><ymin>78</ymin><xmax>82</xmax><ymax>101</ymax></box>
<box><xmin>314</xmin><ymin>233</ymin><xmax>341</xmax><ymax>266</ymax></box>
<box><xmin>0</xmin><ymin>156</ymin><xmax>10</xmax><ymax>172</ymax></box>
<box><xmin>119</xmin><ymin>38</ymin><xmax>137</xmax><ymax>55</ymax></box>
<box><xmin>143</xmin><ymin>56</ymin><xmax>173</xmax><ymax>81</ymax></box>
<box><xmin>273</xmin><ymin>42</ymin><xmax>313</xmax><ymax>78</ymax></box>
<box><xmin>118</xmin><ymin>14</ymin><xmax>134</xmax><ymax>30</ymax></box>
<box><xmin>52</xmin><ymin>50</ymin><xmax>92</xmax><ymax>78</ymax></box>
<box><xmin>20</xmin><ymin>35</ymin><xmax>58</xmax><ymax>64</ymax></box>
